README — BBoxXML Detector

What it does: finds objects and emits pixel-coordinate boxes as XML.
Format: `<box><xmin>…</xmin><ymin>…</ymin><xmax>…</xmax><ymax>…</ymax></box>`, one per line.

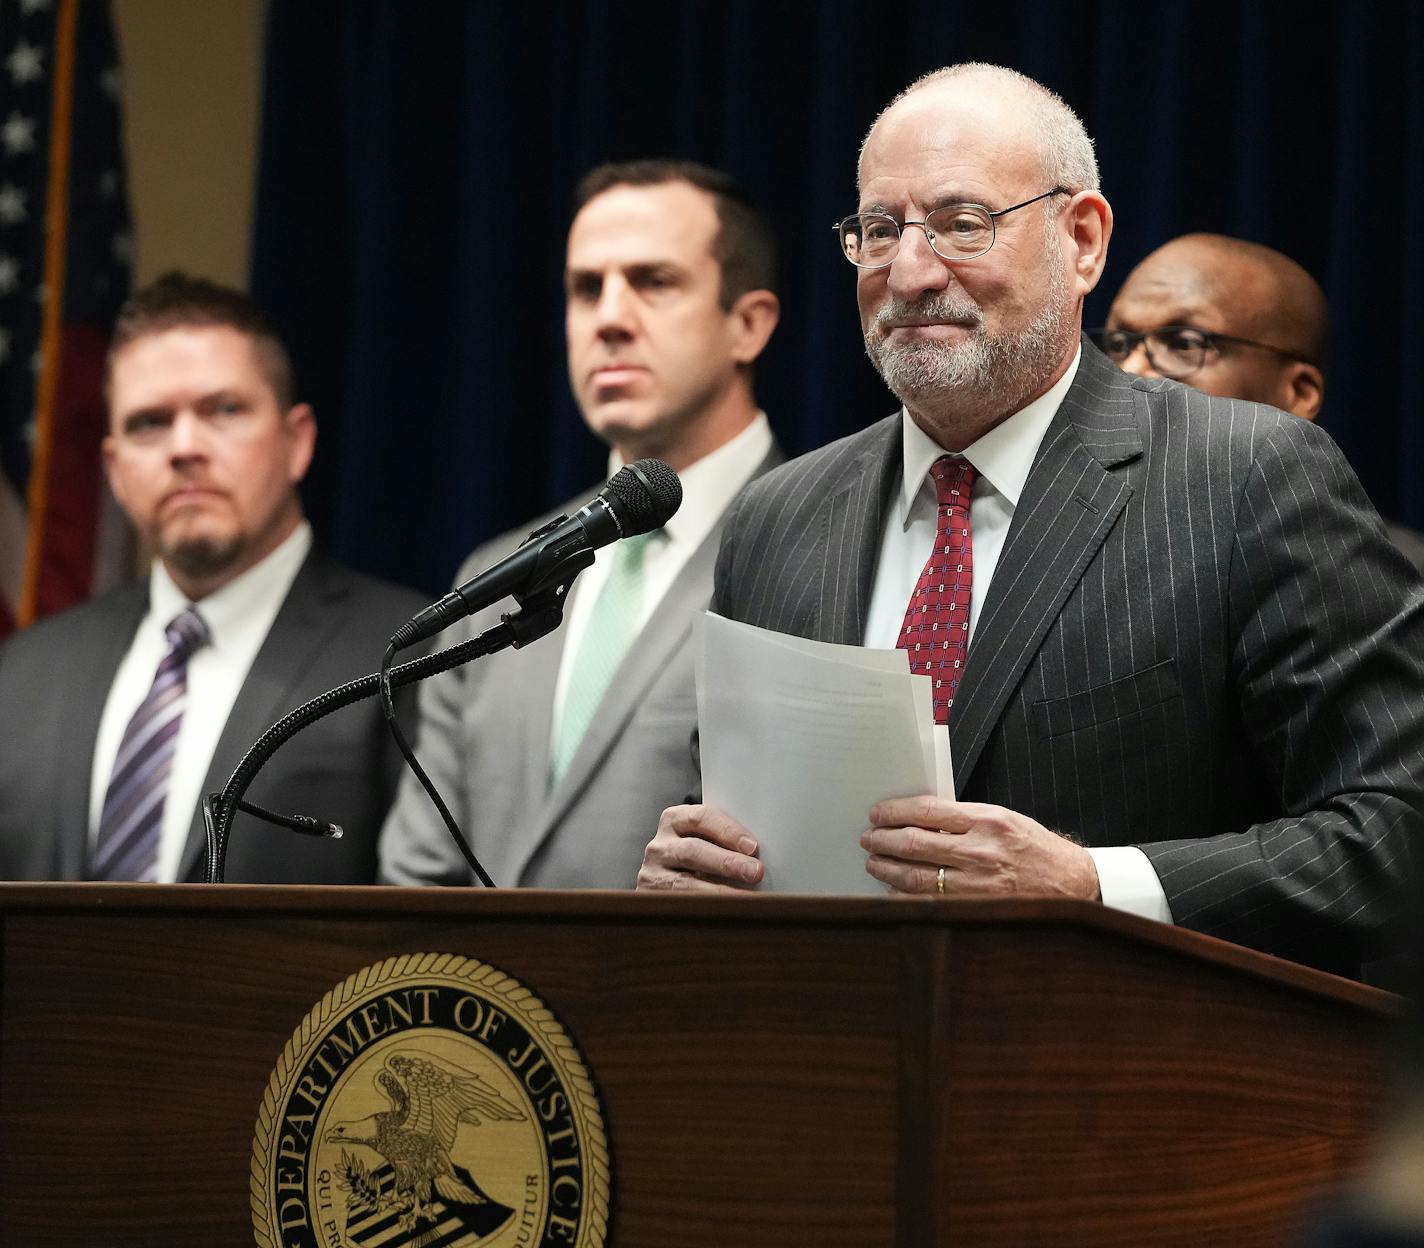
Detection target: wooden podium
<box><xmin>0</xmin><ymin>885</ymin><xmax>1398</xmax><ymax>1246</ymax></box>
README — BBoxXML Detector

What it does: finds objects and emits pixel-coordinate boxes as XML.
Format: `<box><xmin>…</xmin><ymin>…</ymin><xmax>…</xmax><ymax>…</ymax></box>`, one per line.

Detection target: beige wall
<box><xmin>112</xmin><ymin>0</ymin><xmax>266</xmax><ymax>289</ymax></box>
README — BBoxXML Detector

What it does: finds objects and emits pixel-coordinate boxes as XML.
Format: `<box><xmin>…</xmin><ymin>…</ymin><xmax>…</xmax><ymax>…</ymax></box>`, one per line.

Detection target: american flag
<box><xmin>0</xmin><ymin>0</ymin><xmax>131</xmax><ymax>637</ymax></box>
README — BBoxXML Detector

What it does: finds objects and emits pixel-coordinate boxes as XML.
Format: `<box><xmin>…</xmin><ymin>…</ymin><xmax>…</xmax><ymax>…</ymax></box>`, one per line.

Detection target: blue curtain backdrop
<box><xmin>251</xmin><ymin>0</ymin><xmax>1424</xmax><ymax>595</ymax></box>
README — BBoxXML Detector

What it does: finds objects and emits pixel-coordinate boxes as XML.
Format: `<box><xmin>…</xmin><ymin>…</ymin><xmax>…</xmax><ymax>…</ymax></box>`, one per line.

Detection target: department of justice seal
<box><xmin>251</xmin><ymin>952</ymin><xmax>610</xmax><ymax>1248</ymax></box>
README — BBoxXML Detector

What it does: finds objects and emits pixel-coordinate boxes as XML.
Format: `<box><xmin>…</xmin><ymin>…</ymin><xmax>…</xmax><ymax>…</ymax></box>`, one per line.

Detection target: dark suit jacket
<box><xmin>0</xmin><ymin>547</ymin><xmax>426</xmax><ymax>883</ymax></box>
<box><xmin>380</xmin><ymin>443</ymin><xmax>784</xmax><ymax>889</ymax></box>
<box><xmin>710</xmin><ymin>342</ymin><xmax>1424</xmax><ymax>974</ymax></box>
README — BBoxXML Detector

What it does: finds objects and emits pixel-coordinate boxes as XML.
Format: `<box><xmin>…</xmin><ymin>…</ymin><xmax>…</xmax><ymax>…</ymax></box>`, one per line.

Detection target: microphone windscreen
<box><xmin>608</xmin><ymin>458</ymin><xmax>683</xmax><ymax>533</ymax></box>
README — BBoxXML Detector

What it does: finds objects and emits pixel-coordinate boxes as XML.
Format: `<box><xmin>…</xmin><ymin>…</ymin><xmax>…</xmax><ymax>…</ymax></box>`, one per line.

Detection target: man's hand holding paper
<box><xmin>862</xmin><ymin>797</ymin><xmax>1102</xmax><ymax>900</ymax></box>
<box><xmin>637</xmin><ymin>614</ymin><xmax>952</xmax><ymax>893</ymax></box>
<box><xmin>637</xmin><ymin>803</ymin><xmax>764</xmax><ymax>893</ymax></box>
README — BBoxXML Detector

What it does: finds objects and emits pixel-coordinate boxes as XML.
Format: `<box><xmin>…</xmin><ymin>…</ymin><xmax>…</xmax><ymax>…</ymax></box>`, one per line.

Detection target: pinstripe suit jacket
<box><xmin>711</xmin><ymin>342</ymin><xmax>1424</xmax><ymax>973</ymax></box>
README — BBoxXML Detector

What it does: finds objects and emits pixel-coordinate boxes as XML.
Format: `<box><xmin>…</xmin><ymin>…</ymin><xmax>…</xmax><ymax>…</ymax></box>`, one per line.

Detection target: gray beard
<box><xmin>863</xmin><ymin>265</ymin><xmax>1072</xmax><ymax>425</ymax></box>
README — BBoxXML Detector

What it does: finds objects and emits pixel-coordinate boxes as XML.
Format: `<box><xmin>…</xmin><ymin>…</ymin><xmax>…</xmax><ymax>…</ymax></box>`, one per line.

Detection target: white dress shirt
<box><xmin>863</xmin><ymin>351</ymin><xmax>1172</xmax><ymax>924</ymax></box>
<box><xmin>88</xmin><ymin>522</ymin><xmax>313</xmax><ymax>882</ymax></box>
<box><xmin>549</xmin><ymin>414</ymin><xmax>774</xmax><ymax>747</ymax></box>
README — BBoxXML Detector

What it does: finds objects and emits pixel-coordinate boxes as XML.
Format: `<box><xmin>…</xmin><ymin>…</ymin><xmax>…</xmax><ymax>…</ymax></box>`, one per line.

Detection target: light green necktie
<box><xmin>549</xmin><ymin>532</ymin><xmax>655</xmax><ymax>786</ymax></box>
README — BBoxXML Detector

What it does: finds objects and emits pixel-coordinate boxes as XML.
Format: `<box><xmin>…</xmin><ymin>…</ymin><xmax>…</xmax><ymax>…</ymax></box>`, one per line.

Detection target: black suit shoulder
<box><xmin>209</xmin><ymin>548</ymin><xmax>428</xmax><ymax>885</ymax></box>
<box><xmin>290</xmin><ymin>546</ymin><xmax>427</xmax><ymax>624</ymax></box>
<box><xmin>0</xmin><ymin>585</ymin><xmax>152</xmax><ymax>880</ymax></box>
<box><xmin>0</xmin><ymin>583</ymin><xmax>145</xmax><ymax>665</ymax></box>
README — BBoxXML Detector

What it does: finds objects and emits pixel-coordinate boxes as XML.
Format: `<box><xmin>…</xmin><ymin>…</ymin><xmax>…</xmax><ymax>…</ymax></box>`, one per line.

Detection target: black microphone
<box><xmin>393</xmin><ymin>457</ymin><xmax>682</xmax><ymax>649</ymax></box>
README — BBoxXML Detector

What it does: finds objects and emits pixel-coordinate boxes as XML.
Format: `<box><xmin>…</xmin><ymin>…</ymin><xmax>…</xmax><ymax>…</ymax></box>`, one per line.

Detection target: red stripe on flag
<box><xmin>30</xmin><ymin>322</ymin><xmax>110</xmax><ymax>620</ymax></box>
<box><xmin>18</xmin><ymin>0</ymin><xmax>79</xmax><ymax>629</ymax></box>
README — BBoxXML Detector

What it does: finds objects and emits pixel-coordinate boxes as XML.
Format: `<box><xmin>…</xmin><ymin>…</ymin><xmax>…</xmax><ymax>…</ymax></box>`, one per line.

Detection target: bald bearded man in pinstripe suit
<box><xmin>636</xmin><ymin>64</ymin><xmax>1424</xmax><ymax>977</ymax></box>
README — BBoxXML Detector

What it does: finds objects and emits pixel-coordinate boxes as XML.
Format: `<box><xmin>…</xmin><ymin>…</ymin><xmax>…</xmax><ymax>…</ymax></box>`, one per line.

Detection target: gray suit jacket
<box><xmin>0</xmin><ymin>547</ymin><xmax>425</xmax><ymax>883</ymax></box>
<box><xmin>711</xmin><ymin>342</ymin><xmax>1424</xmax><ymax>974</ymax></box>
<box><xmin>380</xmin><ymin>444</ymin><xmax>784</xmax><ymax>889</ymax></box>
<box><xmin>1385</xmin><ymin>520</ymin><xmax>1424</xmax><ymax>574</ymax></box>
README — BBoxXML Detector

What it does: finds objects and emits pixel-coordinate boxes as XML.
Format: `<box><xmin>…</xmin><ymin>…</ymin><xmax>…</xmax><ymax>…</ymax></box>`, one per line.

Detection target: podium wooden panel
<box><xmin>0</xmin><ymin>885</ymin><xmax>1398</xmax><ymax>1246</ymax></box>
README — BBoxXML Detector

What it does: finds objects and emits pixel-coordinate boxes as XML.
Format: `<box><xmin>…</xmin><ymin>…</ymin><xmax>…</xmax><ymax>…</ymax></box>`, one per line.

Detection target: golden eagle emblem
<box><xmin>325</xmin><ymin>1051</ymin><xmax>526</xmax><ymax>1235</ymax></box>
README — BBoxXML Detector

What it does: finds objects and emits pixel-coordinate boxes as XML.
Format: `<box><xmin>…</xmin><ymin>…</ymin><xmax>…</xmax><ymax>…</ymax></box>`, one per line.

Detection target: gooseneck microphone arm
<box><xmin>364</xmin><ymin>458</ymin><xmax>681</xmax><ymax>885</ymax></box>
<box><xmin>201</xmin><ymin>587</ymin><xmax>568</xmax><ymax>884</ymax></box>
<box><xmin>203</xmin><ymin>458</ymin><xmax>683</xmax><ymax>885</ymax></box>
<box><xmin>375</xmin><ymin>575</ymin><xmax>578</xmax><ymax>889</ymax></box>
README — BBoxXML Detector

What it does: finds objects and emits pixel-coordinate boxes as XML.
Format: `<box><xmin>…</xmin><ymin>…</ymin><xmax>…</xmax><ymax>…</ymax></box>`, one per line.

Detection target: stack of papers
<box><xmin>695</xmin><ymin>612</ymin><xmax>954</xmax><ymax>894</ymax></box>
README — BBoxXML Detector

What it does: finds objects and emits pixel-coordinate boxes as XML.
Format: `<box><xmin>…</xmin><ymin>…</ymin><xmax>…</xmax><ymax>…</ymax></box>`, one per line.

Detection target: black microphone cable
<box><xmin>379</xmin><ymin>638</ymin><xmax>496</xmax><ymax>888</ymax></box>
<box><xmin>372</xmin><ymin>457</ymin><xmax>683</xmax><ymax>886</ymax></box>
<box><xmin>204</xmin><ymin>460</ymin><xmax>683</xmax><ymax>884</ymax></box>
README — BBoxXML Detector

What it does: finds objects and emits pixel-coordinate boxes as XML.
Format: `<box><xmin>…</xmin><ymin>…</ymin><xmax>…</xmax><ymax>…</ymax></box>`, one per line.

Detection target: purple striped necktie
<box><xmin>89</xmin><ymin>607</ymin><xmax>210</xmax><ymax>882</ymax></box>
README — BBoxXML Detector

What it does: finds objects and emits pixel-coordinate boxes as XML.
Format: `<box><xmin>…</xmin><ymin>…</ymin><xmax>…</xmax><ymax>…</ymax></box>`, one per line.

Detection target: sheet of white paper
<box><xmin>695</xmin><ymin>612</ymin><xmax>954</xmax><ymax>894</ymax></box>
<box><xmin>710</xmin><ymin>620</ymin><xmax>954</xmax><ymax>790</ymax></box>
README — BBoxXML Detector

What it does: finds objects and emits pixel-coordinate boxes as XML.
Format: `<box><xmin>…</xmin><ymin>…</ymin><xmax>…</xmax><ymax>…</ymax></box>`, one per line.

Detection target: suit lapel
<box><xmin>949</xmin><ymin>346</ymin><xmax>1143</xmax><ymax>789</ymax></box>
<box><xmin>816</xmin><ymin>416</ymin><xmax>901</xmax><ymax>645</ymax></box>
<box><xmin>177</xmin><ymin>550</ymin><xmax>353</xmax><ymax>880</ymax></box>
<box><xmin>510</xmin><ymin>443</ymin><xmax>791</xmax><ymax>880</ymax></box>
<box><xmin>506</xmin><ymin>601</ymin><xmax>566</xmax><ymax>863</ymax></box>
<box><xmin>58</xmin><ymin>589</ymin><xmax>148</xmax><ymax>879</ymax></box>
<box><xmin>532</xmin><ymin>535</ymin><xmax>717</xmax><ymax>839</ymax></box>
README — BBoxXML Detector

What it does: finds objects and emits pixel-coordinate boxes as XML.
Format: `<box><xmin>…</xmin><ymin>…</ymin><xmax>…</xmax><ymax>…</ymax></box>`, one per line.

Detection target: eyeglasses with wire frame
<box><xmin>833</xmin><ymin>187</ymin><xmax>1071</xmax><ymax>268</ymax></box>
<box><xmin>1090</xmin><ymin>325</ymin><xmax>1313</xmax><ymax>380</ymax></box>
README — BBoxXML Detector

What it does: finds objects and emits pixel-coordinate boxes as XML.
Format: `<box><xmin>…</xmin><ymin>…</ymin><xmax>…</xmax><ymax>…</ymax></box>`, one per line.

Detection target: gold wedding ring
<box><xmin>936</xmin><ymin>866</ymin><xmax>945</xmax><ymax>894</ymax></box>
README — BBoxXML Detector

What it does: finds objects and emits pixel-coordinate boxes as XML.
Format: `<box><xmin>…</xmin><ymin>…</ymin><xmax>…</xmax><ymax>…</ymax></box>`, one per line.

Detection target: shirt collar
<box><xmin>607</xmin><ymin>412</ymin><xmax>773</xmax><ymax>548</ymax></box>
<box><xmin>897</xmin><ymin>345</ymin><xmax>1082</xmax><ymax>525</ymax></box>
<box><xmin>148</xmin><ymin>521</ymin><xmax>313</xmax><ymax>647</ymax></box>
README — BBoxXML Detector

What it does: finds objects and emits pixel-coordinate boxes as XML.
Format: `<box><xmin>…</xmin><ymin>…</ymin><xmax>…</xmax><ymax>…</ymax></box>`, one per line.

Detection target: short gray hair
<box><xmin>862</xmin><ymin>63</ymin><xmax>1099</xmax><ymax>193</ymax></box>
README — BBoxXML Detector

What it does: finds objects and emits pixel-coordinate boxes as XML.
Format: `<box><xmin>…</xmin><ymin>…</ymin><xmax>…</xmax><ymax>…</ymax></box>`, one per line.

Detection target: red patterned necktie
<box><xmin>897</xmin><ymin>456</ymin><xmax>976</xmax><ymax>724</ymax></box>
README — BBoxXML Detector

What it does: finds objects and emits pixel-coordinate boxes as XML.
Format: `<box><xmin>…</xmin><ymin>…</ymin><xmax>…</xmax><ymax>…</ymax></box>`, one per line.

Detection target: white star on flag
<box><xmin>6</xmin><ymin>41</ymin><xmax>44</xmax><ymax>85</ymax></box>
<box><xmin>0</xmin><ymin>184</ymin><xmax>27</xmax><ymax>225</ymax></box>
<box><xmin>1</xmin><ymin>112</ymin><xmax>35</xmax><ymax>156</ymax></box>
<box><xmin>2</xmin><ymin>0</ymin><xmax>134</xmax><ymax>636</ymax></box>
<box><xmin>112</xmin><ymin>231</ymin><xmax>132</xmax><ymax>264</ymax></box>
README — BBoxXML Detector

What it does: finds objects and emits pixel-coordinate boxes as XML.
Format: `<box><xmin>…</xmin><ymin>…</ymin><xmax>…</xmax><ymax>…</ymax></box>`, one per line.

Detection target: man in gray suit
<box><xmin>1101</xmin><ymin>232</ymin><xmax>1424</xmax><ymax>572</ymax></box>
<box><xmin>0</xmin><ymin>273</ymin><xmax>425</xmax><ymax>883</ymax></box>
<box><xmin>379</xmin><ymin>160</ymin><xmax>783</xmax><ymax>889</ymax></box>
<box><xmin>638</xmin><ymin>65</ymin><xmax>1424</xmax><ymax>976</ymax></box>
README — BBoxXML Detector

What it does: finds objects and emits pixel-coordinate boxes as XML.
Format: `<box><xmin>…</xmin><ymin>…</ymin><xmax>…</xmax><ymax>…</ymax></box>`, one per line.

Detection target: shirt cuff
<box><xmin>1085</xmin><ymin>845</ymin><xmax>1174</xmax><ymax>924</ymax></box>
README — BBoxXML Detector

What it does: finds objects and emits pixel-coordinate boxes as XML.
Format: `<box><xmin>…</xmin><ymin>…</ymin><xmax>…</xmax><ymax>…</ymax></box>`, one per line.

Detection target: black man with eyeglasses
<box><xmin>1099</xmin><ymin>233</ymin><xmax>1327</xmax><ymax>417</ymax></box>
<box><xmin>1098</xmin><ymin>233</ymin><xmax>1424</xmax><ymax>572</ymax></box>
